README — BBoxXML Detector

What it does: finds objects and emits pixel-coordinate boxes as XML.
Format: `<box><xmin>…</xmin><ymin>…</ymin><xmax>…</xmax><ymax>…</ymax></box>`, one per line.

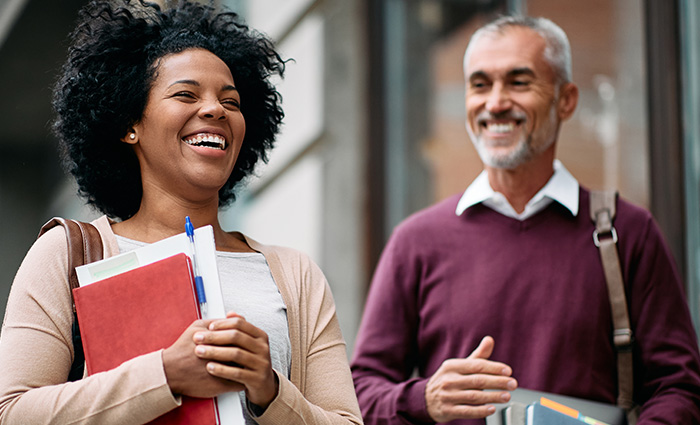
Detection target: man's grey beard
<box><xmin>466</xmin><ymin>103</ymin><xmax>558</xmax><ymax>170</ymax></box>
<box><xmin>468</xmin><ymin>127</ymin><xmax>534</xmax><ymax>169</ymax></box>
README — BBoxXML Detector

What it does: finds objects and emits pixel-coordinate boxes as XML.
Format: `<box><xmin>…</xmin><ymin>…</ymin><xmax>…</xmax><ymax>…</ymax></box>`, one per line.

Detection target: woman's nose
<box><xmin>199</xmin><ymin>99</ymin><xmax>226</xmax><ymax>120</ymax></box>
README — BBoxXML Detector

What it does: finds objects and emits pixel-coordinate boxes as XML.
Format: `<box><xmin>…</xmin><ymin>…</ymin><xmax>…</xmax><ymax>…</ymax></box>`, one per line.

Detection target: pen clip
<box><xmin>185</xmin><ymin>216</ymin><xmax>195</xmax><ymax>238</ymax></box>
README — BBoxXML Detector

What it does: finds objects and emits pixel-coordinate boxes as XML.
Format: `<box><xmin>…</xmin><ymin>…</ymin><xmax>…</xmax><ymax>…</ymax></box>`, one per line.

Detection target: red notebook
<box><xmin>73</xmin><ymin>253</ymin><xmax>220</xmax><ymax>424</ymax></box>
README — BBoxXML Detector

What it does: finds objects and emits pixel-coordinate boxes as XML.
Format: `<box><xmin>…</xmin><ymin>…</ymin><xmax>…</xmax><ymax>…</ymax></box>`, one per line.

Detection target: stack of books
<box><xmin>503</xmin><ymin>397</ymin><xmax>615</xmax><ymax>425</ymax></box>
<box><xmin>487</xmin><ymin>388</ymin><xmax>626</xmax><ymax>425</ymax></box>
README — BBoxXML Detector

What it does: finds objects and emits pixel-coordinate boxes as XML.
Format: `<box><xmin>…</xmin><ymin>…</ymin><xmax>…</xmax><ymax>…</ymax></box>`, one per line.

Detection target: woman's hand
<box><xmin>193</xmin><ymin>312</ymin><xmax>279</xmax><ymax>409</ymax></box>
<box><xmin>162</xmin><ymin>319</ymin><xmax>245</xmax><ymax>398</ymax></box>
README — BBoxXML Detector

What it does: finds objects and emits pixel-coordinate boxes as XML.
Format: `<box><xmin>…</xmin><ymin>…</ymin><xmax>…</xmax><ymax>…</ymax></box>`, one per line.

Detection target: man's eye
<box><xmin>512</xmin><ymin>80</ymin><xmax>530</xmax><ymax>87</ymax></box>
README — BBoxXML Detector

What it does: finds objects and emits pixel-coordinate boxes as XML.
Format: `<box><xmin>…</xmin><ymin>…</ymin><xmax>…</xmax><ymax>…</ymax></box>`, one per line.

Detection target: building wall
<box><xmin>221</xmin><ymin>0</ymin><xmax>368</xmax><ymax>354</ymax></box>
<box><xmin>0</xmin><ymin>0</ymin><xmax>94</xmax><ymax>323</ymax></box>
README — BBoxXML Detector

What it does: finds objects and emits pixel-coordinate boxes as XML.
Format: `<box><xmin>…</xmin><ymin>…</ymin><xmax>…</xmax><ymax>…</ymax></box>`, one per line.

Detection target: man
<box><xmin>351</xmin><ymin>16</ymin><xmax>700</xmax><ymax>424</ymax></box>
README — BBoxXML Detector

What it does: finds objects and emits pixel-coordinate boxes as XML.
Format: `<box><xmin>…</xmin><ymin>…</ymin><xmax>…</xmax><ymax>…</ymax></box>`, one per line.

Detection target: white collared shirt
<box><xmin>455</xmin><ymin>160</ymin><xmax>579</xmax><ymax>220</ymax></box>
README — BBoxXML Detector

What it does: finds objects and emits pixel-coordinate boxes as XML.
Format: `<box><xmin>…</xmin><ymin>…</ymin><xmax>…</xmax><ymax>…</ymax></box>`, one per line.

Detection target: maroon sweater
<box><xmin>351</xmin><ymin>188</ymin><xmax>700</xmax><ymax>424</ymax></box>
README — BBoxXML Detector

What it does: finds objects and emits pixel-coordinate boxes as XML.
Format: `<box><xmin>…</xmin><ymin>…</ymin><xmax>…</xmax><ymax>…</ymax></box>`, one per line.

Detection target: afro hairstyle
<box><xmin>52</xmin><ymin>0</ymin><xmax>285</xmax><ymax>220</ymax></box>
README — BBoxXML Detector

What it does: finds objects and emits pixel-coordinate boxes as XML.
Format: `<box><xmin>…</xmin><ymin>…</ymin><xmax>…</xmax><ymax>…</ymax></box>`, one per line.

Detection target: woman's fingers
<box><xmin>195</xmin><ymin>327</ymin><xmax>260</xmax><ymax>349</ymax></box>
<box><xmin>205</xmin><ymin>361</ymin><xmax>279</xmax><ymax>408</ymax></box>
<box><xmin>192</xmin><ymin>314</ymin><xmax>278</xmax><ymax>408</ymax></box>
<box><xmin>195</xmin><ymin>344</ymin><xmax>269</xmax><ymax>368</ymax></box>
<box><xmin>209</xmin><ymin>314</ymin><xmax>266</xmax><ymax>337</ymax></box>
<box><xmin>194</xmin><ymin>315</ymin><xmax>269</xmax><ymax>357</ymax></box>
<box><xmin>163</xmin><ymin>320</ymin><xmax>244</xmax><ymax>398</ymax></box>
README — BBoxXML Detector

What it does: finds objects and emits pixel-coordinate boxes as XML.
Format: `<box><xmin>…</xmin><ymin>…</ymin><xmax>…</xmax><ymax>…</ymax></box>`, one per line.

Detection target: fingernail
<box><xmin>207</xmin><ymin>363</ymin><xmax>215</xmax><ymax>372</ymax></box>
<box><xmin>501</xmin><ymin>392</ymin><xmax>510</xmax><ymax>401</ymax></box>
<box><xmin>487</xmin><ymin>405</ymin><xmax>496</xmax><ymax>414</ymax></box>
<box><xmin>195</xmin><ymin>346</ymin><xmax>206</xmax><ymax>355</ymax></box>
<box><xmin>194</xmin><ymin>333</ymin><xmax>204</xmax><ymax>342</ymax></box>
<box><xmin>507</xmin><ymin>379</ymin><xmax>517</xmax><ymax>390</ymax></box>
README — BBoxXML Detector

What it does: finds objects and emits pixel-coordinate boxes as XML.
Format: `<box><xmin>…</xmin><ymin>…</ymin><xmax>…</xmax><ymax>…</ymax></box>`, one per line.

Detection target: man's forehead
<box><xmin>466</xmin><ymin>27</ymin><xmax>548</xmax><ymax>76</ymax></box>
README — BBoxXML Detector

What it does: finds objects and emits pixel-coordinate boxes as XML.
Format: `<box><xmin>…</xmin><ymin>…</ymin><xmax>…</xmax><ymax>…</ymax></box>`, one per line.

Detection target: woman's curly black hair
<box><xmin>52</xmin><ymin>0</ymin><xmax>285</xmax><ymax>221</ymax></box>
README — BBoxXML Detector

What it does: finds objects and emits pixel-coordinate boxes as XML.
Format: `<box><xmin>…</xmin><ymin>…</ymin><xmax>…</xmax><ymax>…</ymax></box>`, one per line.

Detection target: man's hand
<box><xmin>425</xmin><ymin>336</ymin><xmax>517</xmax><ymax>422</ymax></box>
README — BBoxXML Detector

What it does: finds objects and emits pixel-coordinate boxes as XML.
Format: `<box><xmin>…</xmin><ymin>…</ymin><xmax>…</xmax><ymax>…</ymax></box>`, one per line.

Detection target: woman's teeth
<box><xmin>183</xmin><ymin>133</ymin><xmax>226</xmax><ymax>149</ymax></box>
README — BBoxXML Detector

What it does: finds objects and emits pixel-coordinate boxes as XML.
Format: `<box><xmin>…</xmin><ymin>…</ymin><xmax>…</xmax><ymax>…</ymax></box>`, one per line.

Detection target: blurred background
<box><xmin>1</xmin><ymin>0</ymin><xmax>699</xmax><ymax>354</ymax></box>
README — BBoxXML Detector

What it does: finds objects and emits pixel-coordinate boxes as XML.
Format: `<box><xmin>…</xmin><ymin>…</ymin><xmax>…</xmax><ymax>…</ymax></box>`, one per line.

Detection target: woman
<box><xmin>0</xmin><ymin>1</ymin><xmax>362</xmax><ymax>424</ymax></box>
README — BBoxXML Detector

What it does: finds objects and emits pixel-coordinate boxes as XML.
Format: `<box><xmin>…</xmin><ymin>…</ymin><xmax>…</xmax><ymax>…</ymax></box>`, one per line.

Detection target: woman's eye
<box><xmin>222</xmin><ymin>99</ymin><xmax>240</xmax><ymax>108</ymax></box>
<box><xmin>173</xmin><ymin>91</ymin><xmax>196</xmax><ymax>99</ymax></box>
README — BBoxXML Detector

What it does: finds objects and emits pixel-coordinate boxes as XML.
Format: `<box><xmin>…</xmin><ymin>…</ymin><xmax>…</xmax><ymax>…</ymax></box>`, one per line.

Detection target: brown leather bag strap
<box><xmin>38</xmin><ymin>217</ymin><xmax>103</xmax><ymax>382</ymax></box>
<box><xmin>39</xmin><ymin>218</ymin><xmax>104</xmax><ymax>312</ymax></box>
<box><xmin>589</xmin><ymin>190</ymin><xmax>636</xmax><ymax>420</ymax></box>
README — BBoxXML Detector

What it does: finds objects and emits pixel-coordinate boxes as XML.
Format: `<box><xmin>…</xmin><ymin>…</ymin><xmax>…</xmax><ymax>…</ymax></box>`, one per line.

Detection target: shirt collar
<box><xmin>455</xmin><ymin>160</ymin><xmax>579</xmax><ymax>217</ymax></box>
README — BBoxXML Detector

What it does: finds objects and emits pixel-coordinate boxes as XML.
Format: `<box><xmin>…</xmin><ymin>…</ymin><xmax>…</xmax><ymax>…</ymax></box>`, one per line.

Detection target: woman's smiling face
<box><xmin>128</xmin><ymin>48</ymin><xmax>246</xmax><ymax>203</ymax></box>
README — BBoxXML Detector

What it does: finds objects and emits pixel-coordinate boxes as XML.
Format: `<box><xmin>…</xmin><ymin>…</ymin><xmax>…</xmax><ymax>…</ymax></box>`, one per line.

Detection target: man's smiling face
<box><xmin>464</xmin><ymin>26</ymin><xmax>563</xmax><ymax>170</ymax></box>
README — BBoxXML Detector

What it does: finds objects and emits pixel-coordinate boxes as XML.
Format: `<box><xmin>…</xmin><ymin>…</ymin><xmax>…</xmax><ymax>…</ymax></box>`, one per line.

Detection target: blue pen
<box><xmin>185</xmin><ymin>216</ymin><xmax>207</xmax><ymax>316</ymax></box>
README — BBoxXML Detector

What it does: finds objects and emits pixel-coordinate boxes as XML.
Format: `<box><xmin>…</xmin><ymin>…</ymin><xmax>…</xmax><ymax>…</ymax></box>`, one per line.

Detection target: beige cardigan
<box><xmin>0</xmin><ymin>216</ymin><xmax>362</xmax><ymax>425</ymax></box>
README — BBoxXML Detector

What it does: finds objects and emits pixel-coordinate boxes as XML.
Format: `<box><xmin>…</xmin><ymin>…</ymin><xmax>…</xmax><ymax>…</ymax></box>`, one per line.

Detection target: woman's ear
<box><xmin>122</xmin><ymin>129</ymin><xmax>138</xmax><ymax>144</ymax></box>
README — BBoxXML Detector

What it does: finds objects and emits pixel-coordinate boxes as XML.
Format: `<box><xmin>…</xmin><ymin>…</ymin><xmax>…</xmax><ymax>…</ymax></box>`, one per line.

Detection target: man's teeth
<box><xmin>183</xmin><ymin>134</ymin><xmax>226</xmax><ymax>149</ymax></box>
<box><xmin>486</xmin><ymin>123</ymin><xmax>515</xmax><ymax>133</ymax></box>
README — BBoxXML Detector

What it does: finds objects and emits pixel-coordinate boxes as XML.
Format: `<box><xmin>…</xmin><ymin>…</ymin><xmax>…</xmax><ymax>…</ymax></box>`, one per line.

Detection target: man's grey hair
<box><xmin>463</xmin><ymin>16</ymin><xmax>572</xmax><ymax>85</ymax></box>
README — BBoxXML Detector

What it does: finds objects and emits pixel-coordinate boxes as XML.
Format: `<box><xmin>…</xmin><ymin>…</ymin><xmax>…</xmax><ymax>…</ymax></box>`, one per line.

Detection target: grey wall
<box><xmin>0</xmin><ymin>0</ymin><xmax>86</xmax><ymax>321</ymax></box>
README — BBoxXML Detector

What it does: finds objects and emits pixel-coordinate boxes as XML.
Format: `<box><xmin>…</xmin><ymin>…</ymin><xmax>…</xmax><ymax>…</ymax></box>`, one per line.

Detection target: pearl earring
<box><xmin>129</xmin><ymin>133</ymin><xmax>136</xmax><ymax>140</ymax></box>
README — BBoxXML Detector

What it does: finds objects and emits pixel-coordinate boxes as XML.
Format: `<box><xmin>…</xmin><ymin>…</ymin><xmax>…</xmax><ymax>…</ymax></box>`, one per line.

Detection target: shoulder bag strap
<box><xmin>589</xmin><ymin>190</ymin><xmax>637</xmax><ymax>422</ymax></box>
<box><xmin>38</xmin><ymin>217</ymin><xmax>104</xmax><ymax>381</ymax></box>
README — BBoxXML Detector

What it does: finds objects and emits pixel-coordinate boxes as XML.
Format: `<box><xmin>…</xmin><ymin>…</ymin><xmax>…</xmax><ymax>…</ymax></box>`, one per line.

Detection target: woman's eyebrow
<box><xmin>167</xmin><ymin>80</ymin><xmax>237</xmax><ymax>92</ymax></box>
<box><xmin>168</xmin><ymin>79</ymin><xmax>199</xmax><ymax>88</ymax></box>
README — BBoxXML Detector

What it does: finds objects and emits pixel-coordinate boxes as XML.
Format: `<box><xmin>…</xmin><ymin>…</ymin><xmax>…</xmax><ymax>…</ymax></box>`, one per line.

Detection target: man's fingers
<box><xmin>427</xmin><ymin>387</ymin><xmax>506</xmax><ymax>421</ymax></box>
<box><xmin>467</xmin><ymin>335</ymin><xmax>495</xmax><ymax>360</ymax></box>
<box><xmin>442</xmin><ymin>357</ymin><xmax>513</xmax><ymax>378</ymax></box>
<box><xmin>439</xmin><ymin>372</ymin><xmax>517</xmax><ymax>392</ymax></box>
<box><xmin>438</xmin><ymin>403</ymin><xmax>498</xmax><ymax>420</ymax></box>
<box><xmin>426</xmin><ymin>345</ymin><xmax>517</xmax><ymax>423</ymax></box>
<box><xmin>439</xmin><ymin>388</ymin><xmax>512</xmax><ymax>405</ymax></box>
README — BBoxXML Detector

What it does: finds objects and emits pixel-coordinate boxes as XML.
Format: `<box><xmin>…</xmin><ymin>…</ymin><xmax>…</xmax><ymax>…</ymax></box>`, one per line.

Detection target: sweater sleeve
<box><xmin>254</xmin><ymin>248</ymin><xmax>363</xmax><ymax>425</ymax></box>
<box><xmin>351</xmin><ymin>229</ymin><xmax>434</xmax><ymax>425</ymax></box>
<box><xmin>0</xmin><ymin>226</ymin><xmax>180</xmax><ymax>425</ymax></box>
<box><xmin>624</xmin><ymin>216</ymin><xmax>700</xmax><ymax>424</ymax></box>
